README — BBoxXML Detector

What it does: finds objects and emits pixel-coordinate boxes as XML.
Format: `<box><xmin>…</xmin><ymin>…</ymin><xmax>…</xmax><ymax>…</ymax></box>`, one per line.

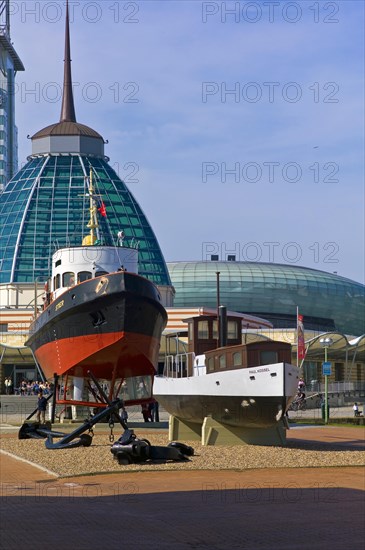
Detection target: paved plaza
<box><xmin>1</xmin><ymin>418</ymin><xmax>364</xmax><ymax>550</ymax></box>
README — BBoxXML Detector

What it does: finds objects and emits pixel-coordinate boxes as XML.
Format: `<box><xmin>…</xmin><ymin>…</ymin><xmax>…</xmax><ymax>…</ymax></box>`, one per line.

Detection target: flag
<box><xmin>297</xmin><ymin>312</ymin><xmax>306</xmax><ymax>362</ymax></box>
<box><xmin>98</xmin><ymin>201</ymin><xmax>107</xmax><ymax>217</ymax></box>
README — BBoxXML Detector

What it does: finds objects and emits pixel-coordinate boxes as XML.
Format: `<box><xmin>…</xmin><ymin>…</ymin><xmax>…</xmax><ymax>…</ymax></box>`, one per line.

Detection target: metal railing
<box><xmin>305</xmin><ymin>381</ymin><xmax>365</xmax><ymax>393</ymax></box>
<box><xmin>163</xmin><ymin>353</ymin><xmax>196</xmax><ymax>378</ymax></box>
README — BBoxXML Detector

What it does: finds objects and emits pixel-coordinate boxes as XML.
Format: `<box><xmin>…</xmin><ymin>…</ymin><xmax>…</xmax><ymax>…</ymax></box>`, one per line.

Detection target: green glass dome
<box><xmin>167</xmin><ymin>261</ymin><xmax>365</xmax><ymax>336</ymax></box>
<box><xmin>0</xmin><ymin>154</ymin><xmax>171</xmax><ymax>286</ymax></box>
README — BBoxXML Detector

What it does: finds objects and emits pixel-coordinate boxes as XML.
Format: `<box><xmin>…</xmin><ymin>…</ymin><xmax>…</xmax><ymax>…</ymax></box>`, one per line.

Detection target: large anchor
<box><xmin>18</xmin><ymin>392</ymin><xmax>65</xmax><ymax>440</ymax></box>
<box><xmin>18</xmin><ymin>371</ymin><xmax>195</xmax><ymax>462</ymax></box>
<box><xmin>110</xmin><ymin>431</ymin><xmax>194</xmax><ymax>465</ymax></box>
<box><xmin>19</xmin><ymin>371</ymin><xmax>128</xmax><ymax>450</ymax></box>
<box><xmin>44</xmin><ymin>370</ymin><xmax>127</xmax><ymax>449</ymax></box>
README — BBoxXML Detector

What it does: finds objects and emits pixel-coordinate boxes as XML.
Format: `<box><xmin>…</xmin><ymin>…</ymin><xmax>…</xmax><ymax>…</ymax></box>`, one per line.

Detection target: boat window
<box><xmin>233</xmin><ymin>351</ymin><xmax>242</xmax><ymax>366</ymax></box>
<box><xmin>219</xmin><ymin>354</ymin><xmax>226</xmax><ymax>369</ymax></box>
<box><xmin>260</xmin><ymin>351</ymin><xmax>278</xmax><ymax>365</ymax></box>
<box><xmin>78</xmin><ymin>271</ymin><xmax>92</xmax><ymax>283</ymax></box>
<box><xmin>207</xmin><ymin>356</ymin><xmax>215</xmax><ymax>372</ymax></box>
<box><xmin>212</xmin><ymin>320</ymin><xmax>218</xmax><ymax>340</ymax></box>
<box><xmin>63</xmin><ymin>272</ymin><xmax>75</xmax><ymax>287</ymax></box>
<box><xmin>228</xmin><ymin>321</ymin><xmax>238</xmax><ymax>339</ymax></box>
<box><xmin>198</xmin><ymin>320</ymin><xmax>209</xmax><ymax>339</ymax></box>
<box><xmin>95</xmin><ymin>270</ymin><xmax>108</xmax><ymax>277</ymax></box>
<box><xmin>54</xmin><ymin>274</ymin><xmax>60</xmax><ymax>290</ymax></box>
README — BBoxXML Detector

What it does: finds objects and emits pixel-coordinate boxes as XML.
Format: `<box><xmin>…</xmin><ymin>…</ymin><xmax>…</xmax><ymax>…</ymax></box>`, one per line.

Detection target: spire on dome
<box><xmin>60</xmin><ymin>0</ymin><xmax>76</xmax><ymax>122</ymax></box>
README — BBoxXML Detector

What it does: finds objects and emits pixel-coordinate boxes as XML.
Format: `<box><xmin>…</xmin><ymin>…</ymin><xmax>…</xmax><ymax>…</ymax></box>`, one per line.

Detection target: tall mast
<box><xmin>60</xmin><ymin>0</ymin><xmax>76</xmax><ymax>122</ymax></box>
<box><xmin>82</xmin><ymin>169</ymin><xmax>100</xmax><ymax>246</ymax></box>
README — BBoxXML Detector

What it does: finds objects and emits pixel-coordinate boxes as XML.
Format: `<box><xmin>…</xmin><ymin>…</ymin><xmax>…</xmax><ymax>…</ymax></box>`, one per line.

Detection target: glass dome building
<box><xmin>0</xmin><ymin>3</ymin><xmax>172</xmax><ymax>295</ymax></box>
<box><xmin>167</xmin><ymin>261</ymin><xmax>365</xmax><ymax>336</ymax></box>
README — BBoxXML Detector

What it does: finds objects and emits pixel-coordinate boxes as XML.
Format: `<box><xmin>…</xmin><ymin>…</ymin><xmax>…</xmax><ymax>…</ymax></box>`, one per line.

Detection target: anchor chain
<box><xmin>109</xmin><ymin>418</ymin><xmax>115</xmax><ymax>442</ymax></box>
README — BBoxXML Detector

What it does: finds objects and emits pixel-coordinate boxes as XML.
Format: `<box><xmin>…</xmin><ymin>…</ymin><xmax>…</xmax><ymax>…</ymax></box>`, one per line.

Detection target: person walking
<box><xmin>36</xmin><ymin>390</ymin><xmax>48</xmax><ymax>424</ymax></box>
<box><xmin>149</xmin><ymin>401</ymin><xmax>160</xmax><ymax>422</ymax></box>
<box><xmin>141</xmin><ymin>403</ymin><xmax>152</xmax><ymax>422</ymax></box>
<box><xmin>4</xmin><ymin>377</ymin><xmax>11</xmax><ymax>395</ymax></box>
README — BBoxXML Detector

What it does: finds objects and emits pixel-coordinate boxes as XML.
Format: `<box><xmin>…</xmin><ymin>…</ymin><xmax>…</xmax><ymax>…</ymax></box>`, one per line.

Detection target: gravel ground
<box><xmin>1</xmin><ymin>430</ymin><xmax>364</xmax><ymax>478</ymax></box>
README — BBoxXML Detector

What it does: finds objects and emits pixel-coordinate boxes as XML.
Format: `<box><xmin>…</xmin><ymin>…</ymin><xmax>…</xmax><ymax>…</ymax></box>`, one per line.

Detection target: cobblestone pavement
<box><xmin>1</xmin><ymin>426</ymin><xmax>364</xmax><ymax>550</ymax></box>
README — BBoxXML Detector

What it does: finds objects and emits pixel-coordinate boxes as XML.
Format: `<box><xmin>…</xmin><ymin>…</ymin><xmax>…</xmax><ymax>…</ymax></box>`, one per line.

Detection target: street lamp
<box><xmin>319</xmin><ymin>337</ymin><xmax>333</xmax><ymax>424</ymax></box>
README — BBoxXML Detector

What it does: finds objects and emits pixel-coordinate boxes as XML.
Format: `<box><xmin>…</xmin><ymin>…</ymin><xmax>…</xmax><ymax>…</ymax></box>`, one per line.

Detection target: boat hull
<box><xmin>153</xmin><ymin>362</ymin><xmax>300</xmax><ymax>429</ymax></box>
<box><xmin>26</xmin><ymin>271</ymin><xmax>167</xmax><ymax>380</ymax></box>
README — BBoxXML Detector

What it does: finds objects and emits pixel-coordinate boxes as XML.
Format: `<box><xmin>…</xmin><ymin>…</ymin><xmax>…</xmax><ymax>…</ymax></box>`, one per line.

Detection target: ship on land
<box><xmin>153</xmin><ymin>309</ymin><xmax>300</xmax><ymax>443</ymax></box>
<box><xmin>25</xmin><ymin>171</ymin><xmax>167</xmax><ymax>407</ymax></box>
<box><xmin>23</xmin><ymin>0</ymin><xmax>167</xmax><ymax>408</ymax></box>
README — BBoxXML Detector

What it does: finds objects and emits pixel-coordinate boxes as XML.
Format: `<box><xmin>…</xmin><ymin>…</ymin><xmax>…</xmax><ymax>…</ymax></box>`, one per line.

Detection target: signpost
<box><xmin>320</xmin><ymin>337</ymin><xmax>333</xmax><ymax>425</ymax></box>
<box><xmin>322</xmin><ymin>361</ymin><xmax>332</xmax><ymax>376</ymax></box>
<box><xmin>322</xmin><ymin>361</ymin><xmax>332</xmax><ymax>422</ymax></box>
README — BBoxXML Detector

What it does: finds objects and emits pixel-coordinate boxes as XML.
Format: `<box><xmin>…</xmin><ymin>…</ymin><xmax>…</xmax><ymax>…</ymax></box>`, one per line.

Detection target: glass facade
<box><xmin>167</xmin><ymin>261</ymin><xmax>365</xmax><ymax>337</ymax></box>
<box><xmin>0</xmin><ymin>153</ymin><xmax>171</xmax><ymax>286</ymax></box>
<box><xmin>0</xmin><ymin>9</ymin><xmax>24</xmax><ymax>188</ymax></box>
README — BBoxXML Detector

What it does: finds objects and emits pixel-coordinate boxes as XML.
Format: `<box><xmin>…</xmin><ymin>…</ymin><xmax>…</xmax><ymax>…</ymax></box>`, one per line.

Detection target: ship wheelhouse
<box><xmin>50</xmin><ymin>245</ymin><xmax>138</xmax><ymax>300</ymax></box>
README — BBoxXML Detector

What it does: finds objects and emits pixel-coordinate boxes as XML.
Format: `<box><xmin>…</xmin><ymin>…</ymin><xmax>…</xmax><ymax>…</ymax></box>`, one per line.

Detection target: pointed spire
<box><xmin>60</xmin><ymin>0</ymin><xmax>76</xmax><ymax>122</ymax></box>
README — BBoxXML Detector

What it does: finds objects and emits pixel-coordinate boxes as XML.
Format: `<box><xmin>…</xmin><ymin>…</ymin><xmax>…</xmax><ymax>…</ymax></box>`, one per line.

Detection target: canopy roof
<box><xmin>294</xmin><ymin>332</ymin><xmax>365</xmax><ymax>363</ymax></box>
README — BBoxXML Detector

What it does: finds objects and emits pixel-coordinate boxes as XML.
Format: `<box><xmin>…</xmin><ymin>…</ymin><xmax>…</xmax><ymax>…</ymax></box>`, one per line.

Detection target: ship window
<box><xmin>212</xmin><ymin>320</ymin><xmax>218</xmax><ymax>340</ymax></box>
<box><xmin>260</xmin><ymin>351</ymin><xmax>278</xmax><ymax>365</ymax></box>
<box><xmin>233</xmin><ymin>352</ymin><xmax>242</xmax><ymax>366</ymax></box>
<box><xmin>78</xmin><ymin>271</ymin><xmax>92</xmax><ymax>283</ymax></box>
<box><xmin>219</xmin><ymin>354</ymin><xmax>226</xmax><ymax>369</ymax></box>
<box><xmin>95</xmin><ymin>270</ymin><xmax>108</xmax><ymax>277</ymax></box>
<box><xmin>63</xmin><ymin>272</ymin><xmax>75</xmax><ymax>287</ymax></box>
<box><xmin>54</xmin><ymin>274</ymin><xmax>60</xmax><ymax>290</ymax></box>
<box><xmin>228</xmin><ymin>321</ymin><xmax>238</xmax><ymax>339</ymax></box>
<box><xmin>207</xmin><ymin>357</ymin><xmax>215</xmax><ymax>372</ymax></box>
<box><xmin>198</xmin><ymin>320</ymin><xmax>209</xmax><ymax>339</ymax></box>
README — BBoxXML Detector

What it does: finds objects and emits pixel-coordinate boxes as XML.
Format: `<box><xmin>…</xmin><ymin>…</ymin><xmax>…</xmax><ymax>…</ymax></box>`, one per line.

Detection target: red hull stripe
<box><xmin>34</xmin><ymin>331</ymin><xmax>160</xmax><ymax>380</ymax></box>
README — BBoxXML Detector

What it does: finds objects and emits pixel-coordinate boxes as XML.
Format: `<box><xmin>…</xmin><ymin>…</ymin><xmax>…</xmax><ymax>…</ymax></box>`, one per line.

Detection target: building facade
<box><xmin>0</xmin><ymin>0</ymin><xmax>24</xmax><ymax>189</ymax></box>
<box><xmin>167</xmin><ymin>261</ymin><xmax>365</xmax><ymax>337</ymax></box>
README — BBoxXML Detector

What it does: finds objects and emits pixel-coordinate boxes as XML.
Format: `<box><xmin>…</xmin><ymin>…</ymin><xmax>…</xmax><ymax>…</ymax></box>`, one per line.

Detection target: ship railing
<box><xmin>163</xmin><ymin>355</ymin><xmax>175</xmax><ymax>378</ymax></box>
<box><xmin>163</xmin><ymin>353</ymin><xmax>196</xmax><ymax>378</ymax></box>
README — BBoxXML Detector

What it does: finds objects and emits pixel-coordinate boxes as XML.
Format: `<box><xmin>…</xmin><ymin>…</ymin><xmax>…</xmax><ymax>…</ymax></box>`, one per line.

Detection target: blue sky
<box><xmin>11</xmin><ymin>0</ymin><xmax>364</xmax><ymax>283</ymax></box>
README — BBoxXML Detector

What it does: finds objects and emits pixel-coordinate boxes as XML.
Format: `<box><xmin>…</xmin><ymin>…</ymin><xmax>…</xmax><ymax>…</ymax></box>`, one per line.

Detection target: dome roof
<box><xmin>0</xmin><ymin>155</ymin><xmax>171</xmax><ymax>288</ymax></box>
<box><xmin>167</xmin><ymin>261</ymin><xmax>365</xmax><ymax>336</ymax></box>
<box><xmin>32</xmin><ymin>121</ymin><xmax>103</xmax><ymax>140</ymax></box>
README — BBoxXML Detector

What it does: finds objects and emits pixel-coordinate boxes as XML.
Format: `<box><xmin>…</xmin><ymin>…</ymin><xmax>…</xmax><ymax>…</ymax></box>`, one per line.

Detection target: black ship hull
<box><xmin>25</xmin><ymin>272</ymin><xmax>167</xmax><ymax>381</ymax></box>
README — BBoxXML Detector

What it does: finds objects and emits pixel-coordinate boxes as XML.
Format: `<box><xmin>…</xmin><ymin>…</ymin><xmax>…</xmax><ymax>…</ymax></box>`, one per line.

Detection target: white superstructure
<box><xmin>51</xmin><ymin>246</ymin><xmax>138</xmax><ymax>300</ymax></box>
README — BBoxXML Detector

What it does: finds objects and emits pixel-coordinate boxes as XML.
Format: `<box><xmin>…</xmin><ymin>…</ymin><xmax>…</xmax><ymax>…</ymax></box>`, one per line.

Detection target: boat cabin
<box><xmin>163</xmin><ymin>313</ymin><xmax>292</xmax><ymax>378</ymax></box>
<box><xmin>49</xmin><ymin>246</ymin><xmax>138</xmax><ymax>301</ymax></box>
<box><xmin>187</xmin><ymin>314</ymin><xmax>242</xmax><ymax>356</ymax></box>
<box><xmin>204</xmin><ymin>340</ymin><xmax>292</xmax><ymax>374</ymax></box>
